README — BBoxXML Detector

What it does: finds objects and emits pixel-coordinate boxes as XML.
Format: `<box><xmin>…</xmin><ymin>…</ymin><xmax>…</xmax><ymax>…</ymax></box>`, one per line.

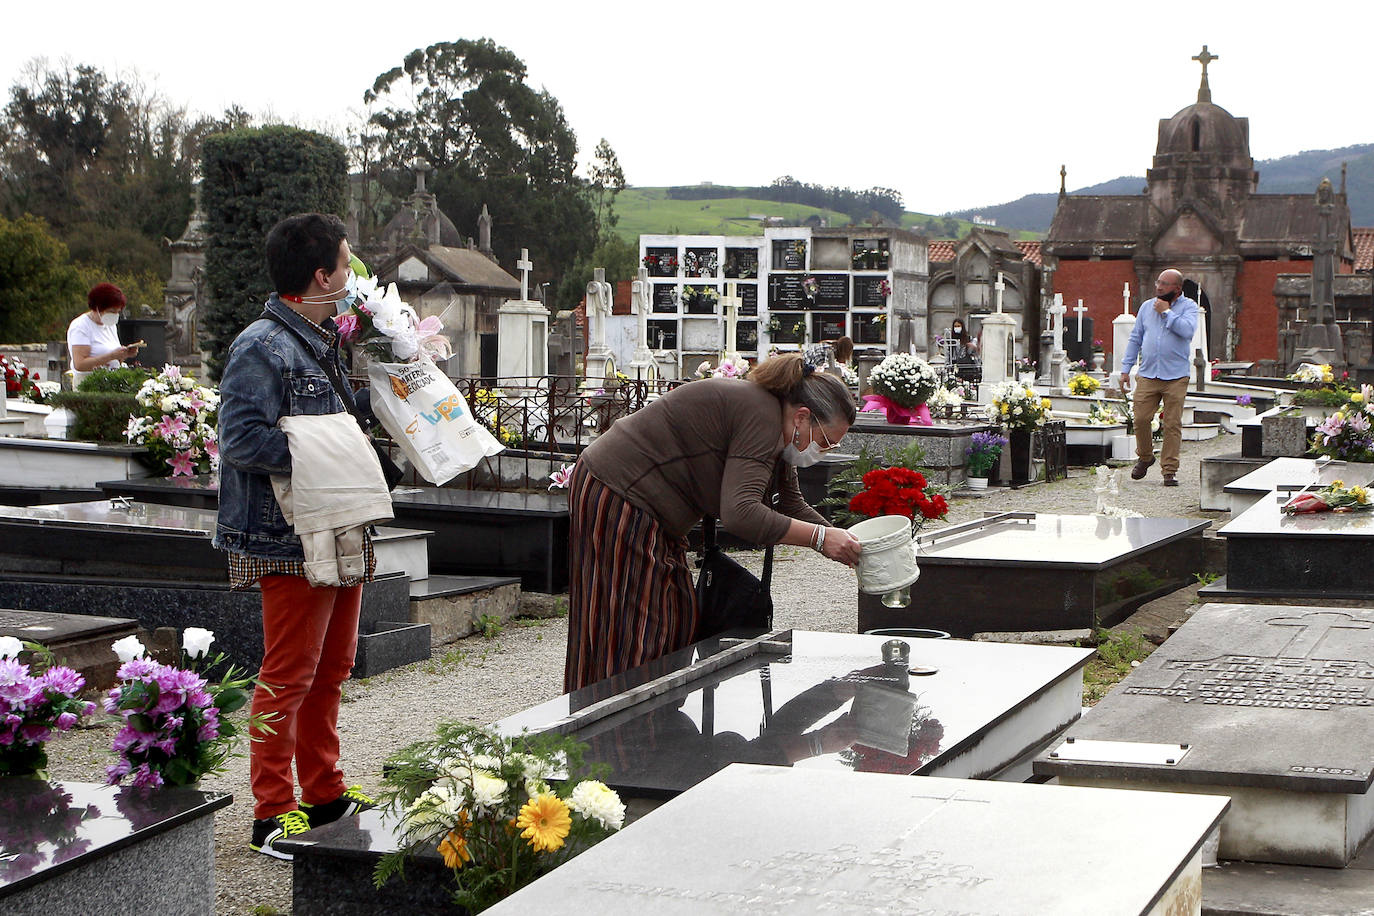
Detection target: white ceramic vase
<box><xmin>849</xmin><ymin>515</ymin><xmax>921</xmax><ymax>608</ymax></box>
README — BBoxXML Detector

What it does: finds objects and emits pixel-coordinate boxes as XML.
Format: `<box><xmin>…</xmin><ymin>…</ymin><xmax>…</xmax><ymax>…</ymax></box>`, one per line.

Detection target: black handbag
<box><xmin>694</xmin><ymin>462</ymin><xmax>781</xmax><ymax>641</ymax></box>
<box><xmin>261</xmin><ymin>310</ymin><xmax>405</xmax><ymax>490</ymax></box>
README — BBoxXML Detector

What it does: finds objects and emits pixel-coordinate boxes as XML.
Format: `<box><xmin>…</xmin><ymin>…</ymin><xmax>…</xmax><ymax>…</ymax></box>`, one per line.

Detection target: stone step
<box><xmin>409</xmin><ymin>574</ymin><xmax>522</xmax><ymax>645</ymax></box>
<box><xmin>1181</xmin><ymin>423</ymin><xmax>1221</xmax><ymax>441</ymax></box>
<box><xmin>371</xmin><ymin>525</ymin><xmax>432</xmax><ymax>582</ymax></box>
<box><xmin>354</xmin><ymin>620</ymin><xmax>431</xmax><ymax>678</ymax></box>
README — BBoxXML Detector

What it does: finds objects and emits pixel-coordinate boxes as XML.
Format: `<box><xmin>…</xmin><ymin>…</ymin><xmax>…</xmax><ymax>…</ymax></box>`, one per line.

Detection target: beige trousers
<box><xmin>1132</xmin><ymin>375</ymin><xmax>1189</xmax><ymax>476</ymax></box>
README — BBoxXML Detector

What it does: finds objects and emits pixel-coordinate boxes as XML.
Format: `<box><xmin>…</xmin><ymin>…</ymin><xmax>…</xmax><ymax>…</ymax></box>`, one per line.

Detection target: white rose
<box><xmin>182</xmin><ymin>627</ymin><xmax>215</xmax><ymax>659</ymax></box>
<box><xmin>0</xmin><ymin>635</ymin><xmax>23</xmax><ymax>658</ymax></box>
<box><xmin>112</xmin><ymin>635</ymin><xmax>147</xmax><ymax>664</ymax></box>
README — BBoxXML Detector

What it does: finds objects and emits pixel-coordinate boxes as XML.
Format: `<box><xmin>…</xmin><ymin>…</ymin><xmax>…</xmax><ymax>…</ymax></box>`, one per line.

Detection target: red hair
<box><xmin>88</xmin><ymin>283</ymin><xmax>126</xmax><ymax>313</ymax></box>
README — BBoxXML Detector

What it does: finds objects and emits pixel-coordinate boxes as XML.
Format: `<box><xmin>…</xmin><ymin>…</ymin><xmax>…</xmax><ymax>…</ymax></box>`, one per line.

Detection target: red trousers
<box><xmin>250</xmin><ymin>575</ymin><xmax>361</xmax><ymax>819</ymax></box>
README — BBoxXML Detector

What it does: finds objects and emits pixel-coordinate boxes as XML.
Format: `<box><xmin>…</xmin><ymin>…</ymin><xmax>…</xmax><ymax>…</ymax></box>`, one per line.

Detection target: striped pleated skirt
<box><xmin>564</xmin><ymin>461</ymin><xmax>698</xmax><ymax>692</ymax></box>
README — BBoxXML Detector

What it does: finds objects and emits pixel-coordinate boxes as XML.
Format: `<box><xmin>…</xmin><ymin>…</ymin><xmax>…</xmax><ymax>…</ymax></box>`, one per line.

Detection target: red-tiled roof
<box><xmin>1016</xmin><ymin>240</ymin><xmax>1042</xmax><ymax>267</ymax></box>
<box><xmin>928</xmin><ymin>240</ymin><xmax>956</xmax><ymax>263</ymax></box>
<box><xmin>1355</xmin><ymin>227</ymin><xmax>1374</xmax><ymax>272</ymax></box>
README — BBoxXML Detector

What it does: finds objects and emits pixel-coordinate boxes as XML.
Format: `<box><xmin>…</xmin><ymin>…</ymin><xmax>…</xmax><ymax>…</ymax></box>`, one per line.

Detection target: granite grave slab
<box><xmin>839</xmin><ymin>415</ymin><xmax>998</xmax><ymax>488</ymax></box>
<box><xmin>859</xmin><ymin>513</ymin><xmax>1208</xmax><ymax>638</ymax></box>
<box><xmin>490</xmin><ymin>765</ymin><xmax>1228</xmax><ymax>916</ymax></box>
<box><xmin>1222</xmin><ymin>456</ymin><xmax>1374</xmax><ymax>516</ymax></box>
<box><xmin>1207</xmin><ymin>486</ymin><xmax>1374</xmax><ymax>599</ymax></box>
<box><xmin>0</xmin><ymin>780</ymin><xmax>230</xmax><ymax>914</ymax></box>
<box><xmin>1036</xmin><ymin>602</ymin><xmax>1374</xmax><ymax>866</ymax></box>
<box><xmin>0</xmin><ymin>607</ymin><xmax>138</xmax><ymax>689</ymax></box>
<box><xmin>495</xmin><ymin>630</ymin><xmax>1093</xmax><ymax>798</ymax></box>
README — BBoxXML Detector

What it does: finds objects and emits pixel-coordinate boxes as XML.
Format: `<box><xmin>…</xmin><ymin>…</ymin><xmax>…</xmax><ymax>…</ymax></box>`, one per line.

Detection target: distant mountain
<box><xmin>951</xmin><ymin>144</ymin><xmax>1374</xmax><ymax>232</ymax></box>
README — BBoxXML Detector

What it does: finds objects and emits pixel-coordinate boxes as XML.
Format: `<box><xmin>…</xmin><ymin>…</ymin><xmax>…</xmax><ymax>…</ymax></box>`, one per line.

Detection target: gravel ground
<box><xmin>42</xmin><ymin>433</ymin><xmax>1237</xmax><ymax>915</ymax></box>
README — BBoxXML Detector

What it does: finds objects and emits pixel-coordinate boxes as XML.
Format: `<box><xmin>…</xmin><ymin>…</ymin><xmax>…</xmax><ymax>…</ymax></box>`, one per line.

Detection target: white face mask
<box><xmin>99</xmin><ymin>311</ymin><xmax>120</xmax><ymax>327</ymax></box>
<box><xmin>781</xmin><ymin>425</ymin><xmax>823</xmax><ymax>468</ymax></box>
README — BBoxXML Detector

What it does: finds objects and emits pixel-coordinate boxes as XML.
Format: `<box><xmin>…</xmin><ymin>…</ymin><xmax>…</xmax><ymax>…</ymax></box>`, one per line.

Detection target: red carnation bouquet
<box><xmin>848</xmin><ymin>467</ymin><xmax>948</xmax><ymax>522</ymax></box>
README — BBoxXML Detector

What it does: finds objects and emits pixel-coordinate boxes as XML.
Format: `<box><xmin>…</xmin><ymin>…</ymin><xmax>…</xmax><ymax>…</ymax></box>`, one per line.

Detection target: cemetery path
<box><xmin>43</xmin><ymin>433</ymin><xmax>1239</xmax><ymax>915</ymax></box>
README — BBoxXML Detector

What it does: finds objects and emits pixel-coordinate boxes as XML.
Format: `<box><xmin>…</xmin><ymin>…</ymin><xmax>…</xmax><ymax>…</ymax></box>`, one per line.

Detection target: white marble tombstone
<box><xmin>496</xmin><ymin>249</ymin><xmax>550</xmax><ymax>384</ymax></box>
<box><xmin>1047</xmin><ymin>294</ymin><xmax>1068</xmax><ymax>390</ymax></box>
<box><xmin>584</xmin><ymin>267</ymin><xmax>615</xmax><ymax>383</ymax></box>
<box><xmin>1113</xmin><ymin>282</ymin><xmax>1136</xmax><ymax>381</ymax></box>
<box><xmin>628</xmin><ymin>267</ymin><xmax>656</xmax><ymax>379</ymax></box>
<box><xmin>980</xmin><ymin>273</ymin><xmax>1016</xmax><ymax>396</ymax></box>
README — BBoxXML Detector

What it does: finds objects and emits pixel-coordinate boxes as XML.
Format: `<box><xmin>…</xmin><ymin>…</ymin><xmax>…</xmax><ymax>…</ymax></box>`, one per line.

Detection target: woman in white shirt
<box><xmin>67</xmin><ymin>283</ymin><xmax>139</xmax><ymax>387</ymax></box>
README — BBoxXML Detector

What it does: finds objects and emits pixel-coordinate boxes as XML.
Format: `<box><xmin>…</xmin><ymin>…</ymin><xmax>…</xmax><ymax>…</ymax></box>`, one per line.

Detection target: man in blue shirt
<box><xmin>1118</xmin><ymin>269</ymin><xmax>1198</xmax><ymax>486</ymax></box>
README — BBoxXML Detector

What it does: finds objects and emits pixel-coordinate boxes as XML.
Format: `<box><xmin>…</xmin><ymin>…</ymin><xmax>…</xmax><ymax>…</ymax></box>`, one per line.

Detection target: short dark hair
<box><xmin>265</xmin><ymin>213</ymin><xmax>348</xmax><ymax>295</ymax></box>
<box><xmin>87</xmin><ymin>282</ymin><xmax>126</xmax><ymax>313</ymax></box>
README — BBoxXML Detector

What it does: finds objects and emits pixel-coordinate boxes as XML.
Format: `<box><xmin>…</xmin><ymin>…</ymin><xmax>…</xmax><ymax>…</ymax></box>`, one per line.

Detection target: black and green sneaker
<box><xmin>250</xmin><ymin>809</ymin><xmax>311</xmax><ymax>861</ymax></box>
<box><xmin>300</xmin><ymin>785</ymin><xmax>375</xmax><ymax>830</ymax></box>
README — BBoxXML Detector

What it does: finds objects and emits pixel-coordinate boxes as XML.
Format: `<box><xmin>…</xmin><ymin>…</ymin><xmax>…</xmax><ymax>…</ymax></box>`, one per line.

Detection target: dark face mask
<box><xmin>1158</xmin><ymin>289</ymin><xmax>1179</xmax><ymax>303</ymax></box>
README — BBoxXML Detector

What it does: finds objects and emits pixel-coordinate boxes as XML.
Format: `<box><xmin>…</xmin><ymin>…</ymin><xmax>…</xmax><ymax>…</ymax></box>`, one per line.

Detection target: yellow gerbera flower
<box><xmin>1332</xmin><ymin>480</ymin><xmax>1345</xmax><ymax>489</ymax></box>
<box><xmin>1353</xmin><ymin>392</ymin><xmax>1365</xmax><ymax>403</ymax></box>
<box><xmin>1353</xmin><ymin>486</ymin><xmax>1369</xmax><ymax>504</ymax></box>
<box><xmin>516</xmin><ymin>794</ymin><xmax>571</xmax><ymax>853</ymax></box>
<box><xmin>1041</xmin><ymin>398</ymin><xmax>1052</xmax><ymax>409</ymax></box>
<box><xmin>439</xmin><ymin>829</ymin><xmax>471</xmax><ymax>869</ymax></box>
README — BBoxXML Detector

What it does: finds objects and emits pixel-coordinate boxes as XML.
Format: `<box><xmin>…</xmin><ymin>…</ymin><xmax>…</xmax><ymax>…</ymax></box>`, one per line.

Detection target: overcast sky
<box><xmin>11</xmin><ymin>1</ymin><xmax>1371</xmax><ymax>215</ymax></box>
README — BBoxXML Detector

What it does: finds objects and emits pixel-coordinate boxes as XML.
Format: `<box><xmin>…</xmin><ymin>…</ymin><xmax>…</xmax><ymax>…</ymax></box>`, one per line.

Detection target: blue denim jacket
<box><xmin>213</xmin><ymin>296</ymin><xmax>372</xmax><ymax>558</ymax></box>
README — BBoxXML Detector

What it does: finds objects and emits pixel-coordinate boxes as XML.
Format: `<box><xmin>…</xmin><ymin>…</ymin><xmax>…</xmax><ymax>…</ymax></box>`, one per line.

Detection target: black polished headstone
<box><xmin>1217</xmin><ymin>491</ymin><xmax>1374</xmax><ymax>598</ymax></box>
<box><xmin>489</xmin><ymin>765</ymin><xmax>1226</xmax><ymax>916</ymax></box>
<box><xmin>861</xmin><ymin>514</ymin><xmax>1207</xmax><ymax>637</ymax></box>
<box><xmin>853</xmin><ymin>276</ymin><xmax>888</xmax><ymax>307</ymax></box>
<box><xmin>496</xmin><ymin>630</ymin><xmax>1091</xmax><ymax>797</ymax></box>
<box><xmin>652</xmin><ymin>284</ymin><xmax>677</xmax><ymax>313</ymax></box>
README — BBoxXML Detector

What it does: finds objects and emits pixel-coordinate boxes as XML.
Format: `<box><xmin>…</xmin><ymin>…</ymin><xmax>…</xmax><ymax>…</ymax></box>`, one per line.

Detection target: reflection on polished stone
<box><xmin>0</xmin><ymin>780</ymin><xmax>230</xmax><ymax>893</ymax></box>
<box><xmin>495</xmin><ymin>630</ymin><xmax>1091</xmax><ymax>797</ymax></box>
<box><xmin>0</xmin><ymin>500</ymin><xmax>218</xmax><ymax>536</ymax></box>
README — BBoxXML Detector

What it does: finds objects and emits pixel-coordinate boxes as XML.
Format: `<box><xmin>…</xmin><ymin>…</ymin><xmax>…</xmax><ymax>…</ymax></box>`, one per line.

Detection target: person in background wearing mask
<box><xmin>67</xmin><ymin>282</ymin><xmax>140</xmax><ymax>387</ymax></box>
<box><xmin>563</xmin><ymin>352</ymin><xmax>862</xmax><ymax>691</ymax></box>
<box><xmin>213</xmin><ymin>213</ymin><xmax>375</xmax><ymax>860</ymax></box>
<box><xmin>1119</xmin><ymin>268</ymin><xmax>1198</xmax><ymax>487</ymax></box>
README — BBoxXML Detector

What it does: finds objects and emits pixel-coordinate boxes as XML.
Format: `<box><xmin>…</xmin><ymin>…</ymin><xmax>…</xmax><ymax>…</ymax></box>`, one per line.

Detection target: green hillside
<box><xmin>613</xmin><ymin>187</ymin><xmax>1042</xmax><ymax>242</ymax></box>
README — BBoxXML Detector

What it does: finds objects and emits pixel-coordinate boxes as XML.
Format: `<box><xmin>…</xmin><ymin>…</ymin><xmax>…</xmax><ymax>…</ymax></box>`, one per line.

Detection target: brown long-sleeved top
<box><xmin>579</xmin><ymin>377</ymin><xmax>827</xmax><ymax>543</ymax></box>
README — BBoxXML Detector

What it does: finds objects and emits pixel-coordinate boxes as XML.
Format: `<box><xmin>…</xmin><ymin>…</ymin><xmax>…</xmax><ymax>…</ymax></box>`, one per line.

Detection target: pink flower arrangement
<box><xmin>548</xmin><ymin>463</ymin><xmax>574</xmax><ymax>490</ymax></box>
<box><xmin>125</xmin><ymin>365</ymin><xmax>219</xmax><ymax>478</ymax></box>
<box><xmin>0</xmin><ymin>637</ymin><xmax>96</xmax><ymax>777</ymax></box>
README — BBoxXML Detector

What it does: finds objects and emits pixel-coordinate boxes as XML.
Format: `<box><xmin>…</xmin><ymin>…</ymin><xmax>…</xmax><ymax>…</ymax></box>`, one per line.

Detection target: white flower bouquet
<box><xmin>867</xmin><ymin>353</ymin><xmax>939</xmax><ymax>408</ymax></box>
<box><xmin>125</xmin><ymin>365</ymin><xmax>220</xmax><ymax>477</ymax></box>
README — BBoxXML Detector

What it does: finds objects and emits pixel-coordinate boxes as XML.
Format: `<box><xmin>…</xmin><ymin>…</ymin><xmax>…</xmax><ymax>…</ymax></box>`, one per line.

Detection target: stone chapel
<box><xmin>1042</xmin><ymin>46</ymin><xmax>1355</xmax><ymax>366</ymax></box>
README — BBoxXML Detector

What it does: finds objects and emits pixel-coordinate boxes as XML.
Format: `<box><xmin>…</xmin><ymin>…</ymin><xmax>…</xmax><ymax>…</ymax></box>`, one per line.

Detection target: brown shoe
<box><xmin>1130</xmin><ymin>457</ymin><xmax>1155</xmax><ymax>480</ymax></box>
<box><xmin>1162</xmin><ymin>475</ymin><xmax>1178</xmax><ymax>487</ymax></box>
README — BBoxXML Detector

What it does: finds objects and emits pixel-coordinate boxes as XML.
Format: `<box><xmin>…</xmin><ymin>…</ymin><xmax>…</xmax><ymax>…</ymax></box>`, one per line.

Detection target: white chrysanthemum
<box><xmin>470</xmin><ymin>772</ymin><xmax>507</xmax><ymax>813</ymax></box>
<box><xmin>568</xmin><ymin>780</ymin><xmax>625</xmax><ymax>830</ymax></box>
<box><xmin>524</xmin><ymin>777</ymin><xmax>550</xmax><ymax>798</ymax></box>
<box><xmin>469</xmin><ymin>754</ymin><xmax>502</xmax><ymax>772</ymax></box>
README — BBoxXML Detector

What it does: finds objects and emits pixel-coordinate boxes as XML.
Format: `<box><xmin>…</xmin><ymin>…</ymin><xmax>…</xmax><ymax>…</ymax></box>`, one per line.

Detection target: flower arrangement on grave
<box><xmin>641</xmin><ymin>253</ymin><xmax>678</xmax><ymax>275</ymax></box>
<box><xmin>1068</xmin><ymin>358</ymin><xmax>1088</xmax><ymax>374</ymax></box>
<box><xmin>472</xmin><ymin>388</ymin><xmax>524</xmax><ymax>448</ymax></box>
<box><xmin>820</xmin><ymin>440</ymin><xmax>946</xmax><ymax>524</ymax></box>
<box><xmin>802</xmin><ymin>276</ymin><xmax>819</xmax><ymax>300</ymax></box>
<box><xmin>986</xmin><ymin>380</ymin><xmax>1052</xmax><ymax>431</ymax></box>
<box><xmin>847</xmin><ymin>467</ymin><xmax>949</xmax><ymax>523</ymax></box>
<box><xmin>878</xmin><ymin>278</ymin><xmax>892</xmax><ymax>298</ymax></box>
<box><xmin>682</xmin><ymin>250</ymin><xmax>717</xmax><ymax>278</ymax></box>
<box><xmin>1088</xmin><ymin>401</ymin><xmax>1126</xmax><ymax>426</ymax></box>
<box><xmin>1092</xmin><ymin>338</ymin><xmax>1105</xmax><ymax>353</ymax></box>
<box><xmin>0</xmin><ymin>778</ymin><xmax>101</xmax><ymax>883</ymax></box>
<box><xmin>1282</xmin><ymin>480</ymin><xmax>1373</xmax><ymax>515</ymax></box>
<box><xmin>0</xmin><ymin>637</ymin><xmax>97</xmax><ymax>778</ymax></box>
<box><xmin>1</xmin><ymin>354</ymin><xmax>48</xmax><ymax>402</ymax></box>
<box><xmin>1068</xmin><ymin>373</ymin><xmax>1101</xmax><ymax>396</ymax></box>
<box><xmin>374</xmin><ymin>723</ymin><xmax>624</xmax><ymax>913</ymax></box>
<box><xmin>965</xmin><ymin>431</ymin><xmax>1008</xmax><ymax>479</ymax></box>
<box><xmin>547</xmin><ymin>463</ymin><xmax>574</xmax><ymax>491</ymax></box>
<box><xmin>1236</xmin><ymin>394</ymin><xmax>1253</xmax><ymax>407</ymax></box>
<box><xmin>791</xmin><ymin>240</ymin><xmax>806</xmax><ymax>259</ymax></box>
<box><xmin>1311</xmin><ymin>397</ymin><xmax>1374</xmax><ymax>462</ymax></box>
<box><xmin>712</xmin><ymin>357</ymin><xmax>750</xmax><ymax>379</ymax></box>
<box><xmin>124</xmin><ymin>364</ymin><xmax>220</xmax><ymax>477</ymax></box>
<box><xmin>1289</xmin><ymin>362</ymin><xmax>1335</xmax><ymax>386</ymax></box>
<box><xmin>863</xmin><ymin>353</ymin><xmax>939</xmax><ymax>426</ymax></box>
<box><xmin>1292</xmin><ymin>385</ymin><xmax>1353</xmax><ymax>408</ymax></box>
<box><xmin>927</xmin><ymin>386</ymin><xmax>961</xmax><ymax>413</ymax></box>
<box><xmin>103</xmin><ymin>630</ymin><xmax>264</xmax><ymax>788</ymax></box>
<box><xmin>1014</xmin><ymin>357</ymin><xmax>1037</xmax><ymax>376</ymax></box>
<box><xmin>337</xmin><ymin>273</ymin><xmax>451</xmax><ymax>364</ymax></box>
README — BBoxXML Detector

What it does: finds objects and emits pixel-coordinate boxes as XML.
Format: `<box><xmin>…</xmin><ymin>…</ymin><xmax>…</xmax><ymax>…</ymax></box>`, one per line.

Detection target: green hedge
<box><xmin>201</xmin><ymin>126</ymin><xmax>347</xmax><ymax>380</ymax></box>
<box><xmin>76</xmin><ymin>367</ymin><xmax>152</xmax><ymax>394</ymax></box>
<box><xmin>47</xmin><ymin>392</ymin><xmax>139</xmax><ymax>443</ymax></box>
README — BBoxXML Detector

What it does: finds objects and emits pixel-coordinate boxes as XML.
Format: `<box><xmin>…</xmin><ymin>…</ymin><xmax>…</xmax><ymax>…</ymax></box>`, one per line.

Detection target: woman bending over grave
<box><xmin>67</xmin><ymin>283</ymin><xmax>141</xmax><ymax>387</ymax></box>
<box><xmin>563</xmin><ymin>352</ymin><xmax>862</xmax><ymax>691</ymax></box>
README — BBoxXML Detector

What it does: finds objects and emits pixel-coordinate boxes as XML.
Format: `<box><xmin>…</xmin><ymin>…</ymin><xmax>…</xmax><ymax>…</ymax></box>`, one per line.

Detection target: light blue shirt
<box><xmin>1121</xmin><ymin>295</ymin><xmax>1198</xmax><ymax>381</ymax></box>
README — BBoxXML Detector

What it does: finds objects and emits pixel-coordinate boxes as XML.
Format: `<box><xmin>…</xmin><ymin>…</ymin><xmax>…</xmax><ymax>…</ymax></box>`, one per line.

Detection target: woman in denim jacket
<box><xmin>214</xmin><ymin>213</ymin><xmax>377</xmax><ymax>860</ymax></box>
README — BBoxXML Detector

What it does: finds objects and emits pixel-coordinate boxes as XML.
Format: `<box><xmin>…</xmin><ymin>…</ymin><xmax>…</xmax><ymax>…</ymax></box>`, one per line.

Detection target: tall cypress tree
<box><xmin>200</xmin><ymin>126</ymin><xmax>346</xmax><ymax>378</ymax></box>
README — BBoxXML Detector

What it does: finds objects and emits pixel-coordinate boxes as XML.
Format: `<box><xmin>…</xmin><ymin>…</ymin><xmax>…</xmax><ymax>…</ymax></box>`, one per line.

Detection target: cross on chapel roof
<box><xmin>1192</xmin><ymin>45</ymin><xmax>1219</xmax><ymax>103</ymax></box>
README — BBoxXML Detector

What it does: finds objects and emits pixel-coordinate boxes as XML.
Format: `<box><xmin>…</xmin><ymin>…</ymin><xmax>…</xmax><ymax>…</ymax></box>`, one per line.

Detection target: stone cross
<box><xmin>994</xmin><ymin>271</ymin><xmax>1005</xmax><ymax>314</ymax></box>
<box><xmin>1268</xmin><ymin>611</ymin><xmax>1371</xmax><ymax>660</ymax></box>
<box><xmin>517</xmin><ymin>248</ymin><xmax>533</xmax><ymax>302</ymax></box>
<box><xmin>1049</xmin><ymin>294</ymin><xmax>1066</xmax><ymax>353</ymax></box>
<box><xmin>410</xmin><ymin>158</ymin><xmax>432</xmax><ymax>193</ymax></box>
<box><xmin>1073</xmin><ymin>299</ymin><xmax>1089</xmax><ymax>343</ymax></box>
<box><xmin>1122</xmin><ymin>282</ymin><xmax>1132</xmax><ymax>316</ymax></box>
<box><xmin>1192</xmin><ymin>45</ymin><xmax>1219</xmax><ymax>103</ymax></box>
<box><xmin>720</xmin><ymin>281</ymin><xmax>741</xmax><ymax>359</ymax></box>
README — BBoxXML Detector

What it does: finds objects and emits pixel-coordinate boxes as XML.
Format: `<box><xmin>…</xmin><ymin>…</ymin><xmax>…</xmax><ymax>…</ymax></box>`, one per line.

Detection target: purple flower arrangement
<box><xmin>0</xmin><ymin>637</ymin><xmax>96</xmax><ymax>777</ymax></box>
<box><xmin>1236</xmin><ymin>394</ymin><xmax>1252</xmax><ymax>406</ymax></box>
<box><xmin>103</xmin><ymin>632</ymin><xmax>256</xmax><ymax>788</ymax></box>
<box><xmin>966</xmin><ymin>431</ymin><xmax>1009</xmax><ymax>478</ymax></box>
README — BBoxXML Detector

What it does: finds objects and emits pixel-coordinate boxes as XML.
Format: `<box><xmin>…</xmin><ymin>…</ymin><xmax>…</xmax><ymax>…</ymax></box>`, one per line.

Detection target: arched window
<box><xmin>1190</xmin><ymin>118</ymin><xmax>1201</xmax><ymax>152</ymax></box>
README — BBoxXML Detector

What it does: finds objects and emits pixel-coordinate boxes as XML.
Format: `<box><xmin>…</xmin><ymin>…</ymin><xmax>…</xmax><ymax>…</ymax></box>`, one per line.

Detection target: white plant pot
<box><xmin>966</xmin><ymin>476</ymin><xmax>988</xmax><ymax>490</ymax></box>
<box><xmin>850</xmin><ymin>514</ymin><xmax>921</xmax><ymax>595</ymax></box>
<box><xmin>1111</xmin><ymin>434</ymin><xmax>1134</xmax><ymax>460</ymax></box>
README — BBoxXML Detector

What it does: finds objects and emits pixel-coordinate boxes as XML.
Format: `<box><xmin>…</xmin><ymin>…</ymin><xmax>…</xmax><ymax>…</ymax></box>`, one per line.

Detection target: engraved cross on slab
<box><xmin>1268</xmin><ymin>611</ymin><xmax>1373</xmax><ymax>660</ymax></box>
<box><xmin>516</xmin><ymin>248</ymin><xmax>533</xmax><ymax>302</ymax></box>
